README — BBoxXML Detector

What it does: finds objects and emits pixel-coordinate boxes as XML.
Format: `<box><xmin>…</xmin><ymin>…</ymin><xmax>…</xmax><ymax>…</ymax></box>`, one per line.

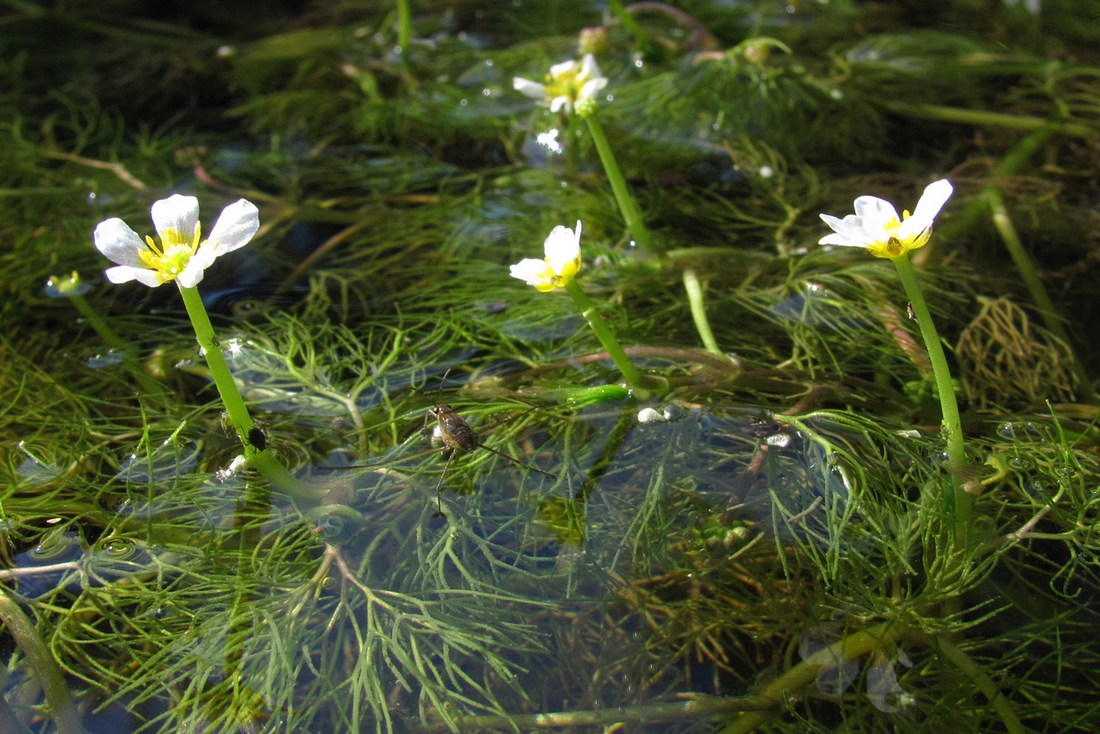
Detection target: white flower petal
<box><xmin>94</xmin><ymin>218</ymin><xmax>148</xmax><ymax>268</ymax></box>
<box><xmin>509</xmin><ymin>258</ymin><xmax>550</xmax><ymax>285</ymax></box>
<box><xmin>818</xmin><ymin>214</ymin><xmax>873</xmax><ymax>247</ymax></box>
<box><xmin>105</xmin><ymin>265</ymin><xmax>164</xmax><ymax>287</ymax></box>
<box><xmin>548</xmin><ymin>96</ymin><xmax>571</xmax><ymax>113</ymax></box>
<box><xmin>206</xmin><ymin>199</ymin><xmax>259</xmax><ymax>255</ymax></box>
<box><xmin>910</xmin><ymin>179</ymin><xmax>953</xmax><ymax>225</ymax></box>
<box><xmin>856</xmin><ymin>216</ymin><xmax>891</xmax><ymax>243</ymax></box>
<box><xmin>579</xmin><ymin>54</ymin><xmax>604</xmax><ymax>82</ymax></box>
<box><xmin>543</xmin><ymin>220</ymin><xmax>581</xmax><ymax>273</ymax></box>
<box><xmin>578</xmin><ymin>77</ymin><xmax>608</xmax><ymax>102</ymax></box>
<box><xmin>819</xmin><ymin>179</ymin><xmax>952</xmax><ymax>257</ymax></box>
<box><xmin>548</xmin><ymin>59</ymin><xmax>578</xmax><ymax>79</ymax></box>
<box><xmin>852</xmin><ymin>196</ymin><xmax>899</xmax><ymax>224</ymax></box>
<box><xmin>866</xmin><ymin>656</ymin><xmax>906</xmax><ymax>713</ymax></box>
<box><xmin>819</xmin><ymin>233</ymin><xmax>866</xmax><ymax>247</ymax></box>
<box><xmin>896</xmin><ymin>215</ymin><xmax>930</xmax><ymax>242</ymax></box>
<box><xmin>150</xmin><ymin>195</ymin><xmax>200</xmax><ymax>243</ymax></box>
<box><xmin>512</xmin><ymin>77</ymin><xmax>546</xmax><ymax>100</ymax></box>
<box><xmin>176</xmin><ymin>255</ymin><xmax>212</xmax><ymax>288</ymax></box>
<box><xmin>103</xmin><ymin>265</ymin><xmax>138</xmax><ymax>284</ymax></box>
<box><xmin>818</xmin><ymin>213</ymin><xmax>847</xmax><ymax>232</ymax></box>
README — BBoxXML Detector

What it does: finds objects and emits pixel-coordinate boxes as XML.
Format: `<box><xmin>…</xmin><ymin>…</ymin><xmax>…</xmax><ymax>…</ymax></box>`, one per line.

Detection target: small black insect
<box><xmin>248</xmin><ymin>426</ymin><xmax>267</xmax><ymax>452</ymax></box>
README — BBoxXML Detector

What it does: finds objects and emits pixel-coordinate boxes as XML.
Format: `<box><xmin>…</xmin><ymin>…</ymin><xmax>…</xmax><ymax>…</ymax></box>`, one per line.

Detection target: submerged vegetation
<box><xmin>1</xmin><ymin>0</ymin><xmax>1099</xmax><ymax>732</ymax></box>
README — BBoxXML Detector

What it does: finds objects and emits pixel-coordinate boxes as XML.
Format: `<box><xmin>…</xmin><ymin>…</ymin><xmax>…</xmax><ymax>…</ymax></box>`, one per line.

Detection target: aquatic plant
<box><xmin>1</xmin><ymin>1</ymin><xmax>1099</xmax><ymax>733</ymax></box>
<box><xmin>819</xmin><ymin>180</ymin><xmax>971</xmax><ymax>538</ymax></box>
<box><xmin>510</xmin><ymin>220</ymin><xmax>645</xmax><ymax>389</ymax></box>
<box><xmin>515</xmin><ymin>50</ymin><xmax>724</xmax><ymax>357</ymax></box>
<box><xmin>93</xmin><ymin>194</ymin><xmax>310</xmax><ymax>500</ymax></box>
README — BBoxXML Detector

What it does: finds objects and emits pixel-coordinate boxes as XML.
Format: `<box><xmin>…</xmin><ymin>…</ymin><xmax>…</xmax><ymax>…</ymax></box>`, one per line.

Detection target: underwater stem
<box><xmin>983</xmin><ymin>188</ymin><xmax>1064</xmax><ymax>339</ymax></box>
<box><xmin>562</xmin><ymin>278</ymin><xmax>646</xmax><ymax>390</ymax></box>
<box><xmin>455</xmin><ymin>695</ymin><xmax>773</xmax><ymax>729</ymax></box>
<box><xmin>605</xmin><ymin>0</ymin><xmax>652</xmax><ymax>50</ymax></box>
<box><xmin>681</xmin><ymin>267</ymin><xmax>723</xmax><ymax>356</ymax></box>
<box><xmin>0</xmin><ymin>587</ymin><xmax>84</xmax><ymax>734</ymax></box>
<box><xmin>983</xmin><ymin>187</ymin><xmax>1091</xmax><ymax>399</ymax></box>
<box><xmin>890</xmin><ymin>254</ymin><xmax>971</xmax><ymax>536</ymax></box>
<box><xmin>927</xmin><ymin>634</ymin><xmax>1026</xmax><ymax>734</ymax></box>
<box><xmin>66</xmin><ymin>289</ymin><xmax>128</xmax><ymax>352</ymax></box>
<box><xmin>65</xmin><ymin>289</ymin><xmax>168</xmax><ymax>397</ymax></box>
<box><xmin>720</xmin><ymin>621</ymin><xmax>908</xmax><ymax>734</ymax></box>
<box><xmin>177</xmin><ymin>285</ymin><xmax>319</xmax><ymax>502</ymax></box>
<box><xmin>881</xmin><ymin>102</ymin><xmax>1094</xmax><ymax>139</ymax></box>
<box><xmin>583</xmin><ymin>115</ymin><xmax>656</xmax><ymax>255</ymax></box>
<box><xmin>222</xmin><ymin>484</ymin><xmax>270</xmax><ymax>706</ymax></box>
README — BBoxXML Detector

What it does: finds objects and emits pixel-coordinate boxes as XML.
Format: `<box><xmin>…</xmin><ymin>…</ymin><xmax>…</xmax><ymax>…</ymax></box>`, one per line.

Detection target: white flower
<box><xmin>93</xmin><ymin>194</ymin><xmax>259</xmax><ymax>288</ymax></box>
<box><xmin>818</xmin><ymin>179</ymin><xmax>953</xmax><ymax>258</ymax></box>
<box><xmin>513</xmin><ymin>54</ymin><xmax>608</xmax><ymax>116</ymax></box>
<box><xmin>510</xmin><ymin>220</ymin><xmax>583</xmax><ymax>292</ymax></box>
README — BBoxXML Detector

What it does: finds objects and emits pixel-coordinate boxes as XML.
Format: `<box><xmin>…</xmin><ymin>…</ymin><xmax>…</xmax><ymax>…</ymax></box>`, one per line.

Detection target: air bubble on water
<box><xmin>800</xmin><ymin>631</ymin><xmax>859</xmax><ymax>697</ymax></box>
<box><xmin>215</xmin><ymin>455</ymin><xmax>248</xmax><ymax>482</ymax></box>
<box><xmin>15</xmin><ymin>442</ymin><xmax>62</xmax><ymax>485</ymax></box>
<box><xmin>115</xmin><ymin>442</ymin><xmax>200</xmax><ymax>483</ymax></box>
<box><xmin>867</xmin><ymin>649</ymin><xmax>913</xmax><ymax>713</ymax></box>
<box><xmin>44</xmin><ymin>273</ymin><xmax>91</xmax><ymax>298</ymax></box>
<box><xmin>87</xmin><ymin>349</ymin><xmax>125</xmax><ymax>368</ymax></box>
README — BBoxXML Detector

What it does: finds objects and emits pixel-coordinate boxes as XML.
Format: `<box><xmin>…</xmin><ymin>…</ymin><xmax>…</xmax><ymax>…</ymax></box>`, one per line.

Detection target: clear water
<box><xmin>1</xmin><ymin>1</ymin><xmax>1098</xmax><ymax>732</ymax></box>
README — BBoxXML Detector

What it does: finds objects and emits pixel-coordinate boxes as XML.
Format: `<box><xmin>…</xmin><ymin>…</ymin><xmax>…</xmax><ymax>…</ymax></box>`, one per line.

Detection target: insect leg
<box><xmin>432</xmin><ymin>448</ymin><xmax>458</xmax><ymax>517</ymax></box>
<box><xmin>479</xmin><ymin>444</ymin><xmax>557</xmax><ymax>479</ymax></box>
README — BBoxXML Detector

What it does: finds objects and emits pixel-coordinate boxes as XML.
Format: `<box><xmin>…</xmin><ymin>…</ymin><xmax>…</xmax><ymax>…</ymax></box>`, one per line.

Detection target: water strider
<box><xmin>423</xmin><ymin>390</ymin><xmax>557</xmax><ymax>516</ymax></box>
<box><xmin>324</xmin><ymin>374</ymin><xmax>557</xmax><ymax>516</ymax></box>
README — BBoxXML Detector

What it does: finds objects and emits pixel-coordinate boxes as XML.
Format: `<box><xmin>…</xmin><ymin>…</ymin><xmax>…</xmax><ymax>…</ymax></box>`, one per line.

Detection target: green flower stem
<box><xmin>0</xmin><ymin>587</ymin><xmax>83</xmax><ymax>734</ymax></box>
<box><xmin>177</xmin><ymin>285</ymin><xmax>319</xmax><ymax>502</ymax></box>
<box><xmin>681</xmin><ymin>267</ymin><xmax>723</xmax><ymax>356</ymax></box>
<box><xmin>890</xmin><ymin>254</ymin><xmax>972</xmax><ymax>535</ymax></box>
<box><xmin>562</xmin><ymin>278</ymin><xmax>645</xmax><ymax>390</ymax></box>
<box><xmin>584</xmin><ymin>115</ymin><xmax>724</xmax><ymax>355</ymax></box>
<box><xmin>395</xmin><ymin>0</ymin><xmax>411</xmax><ymax>53</ymax></box>
<box><xmin>583</xmin><ymin>114</ymin><xmax>655</xmax><ymax>255</ymax></box>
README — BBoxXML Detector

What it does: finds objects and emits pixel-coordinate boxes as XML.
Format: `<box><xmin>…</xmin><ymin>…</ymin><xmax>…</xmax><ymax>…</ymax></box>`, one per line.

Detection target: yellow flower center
<box><xmin>865</xmin><ymin>209</ymin><xmax>930</xmax><ymax>259</ymax></box>
<box><xmin>137</xmin><ymin>224</ymin><xmax>202</xmax><ymax>283</ymax></box>
<box><xmin>528</xmin><ymin>255</ymin><xmax>581</xmax><ymax>292</ymax></box>
<box><xmin>545</xmin><ymin>66</ymin><xmax>585</xmax><ymax>104</ymax></box>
